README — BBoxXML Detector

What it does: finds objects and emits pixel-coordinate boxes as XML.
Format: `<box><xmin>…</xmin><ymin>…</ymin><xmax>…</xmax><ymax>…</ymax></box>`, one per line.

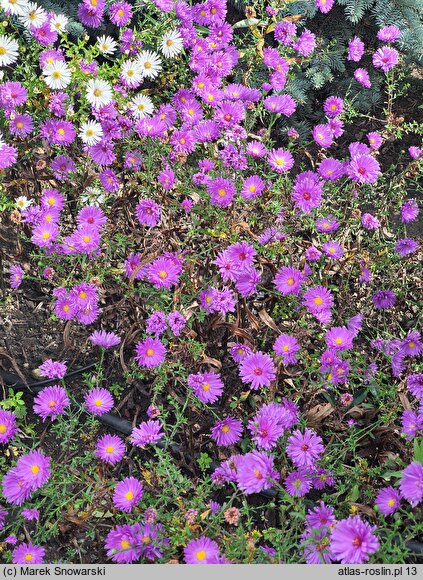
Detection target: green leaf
<box><xmin>413</xmin><ymin>438</ymin><xmax>423</xmax><ymax>465</ymax></box>
<box><xmin>233</xmin><ymin>18</ymin><xmax>260</xmax><ymax>28</ymax></box>
<box><xmin>347</xmin><ymin>484</ymin><xmax>360</xmax><ymax>502</ymax></box>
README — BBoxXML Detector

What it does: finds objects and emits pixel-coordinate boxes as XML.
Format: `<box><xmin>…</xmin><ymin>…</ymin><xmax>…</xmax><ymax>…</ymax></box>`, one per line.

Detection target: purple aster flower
<box><xmin>188</xmin><ymin>371</ymin><xmax>224</xmax><ymax>404</ymax></box>
<box><xmin>267</xmin><ymin>147</ymin><xmax>294</xmax><ymax>173</ymax></box>
<box><xmin>99</xmin><ymin>169</ymin><xmax>120</xmax><ymax>192</ymax></box>
<box><xmin>184</xmin><ymin>536</ymin><xmax>220</xmax><ymax>564</ymax></box>
<box><xmin>230</xmin><ymin>343</ymin><xmax>253</xmax><ymax>363</ymax></box>
<box><xmin>361</xmin><ymin>213</ymin><xmax>381</xmax><ymax>230</ymax></box>
<box><xmin>16</xmin><ymin>450</ymin><xmax>51</xmax><ymax>492</ymax></box>
<box><xmin>395</xmin><ymin>238</ymin><xmax>419</xmax><ymax>257</ymax></box>
<box><xmin>247</xmin><ymin>414</ymin><xmax>283</xmax><ymax>450</ymax></box>
<box><xmin>113</xmin><ymin>477</ymin><xmax>143</xmax><ymax>512</ymax></box>
<box><xmin>330</xmin><ymin>516</ymin><xmax>380</xmax><ymax>564</ymax></box>
<box><xmin>301</xmin><ymin>527</ymin><xmax>333</xmax><ymax>564</ymax></box>
<box><xmin>33</xmin><ymin>386</ymin><xmax>69</xmax><ymax>422</ymax></box>
<box><xmin>211</xmin><ymin>417</ymin><xmax>243</xmax><ymax>446</ymax></box>
<box><xmin>400</xmin><ymin>462</ymin><xmax>423</xmax><ymax>507</ymax></box>
<box><xmin>146</xmin><ymin>311</ymin><xmax>167</xmax><ymax>335</ymax></box>
<box><xmin>21</xmin><ymin>508</ymin><xmax>40</xmax><ymax>522</ymax></box>
<box><xmin>240</xmin><ymin>175</ymin><xmax>265</xmax><ymax>200</ymax></box>
<box><xmin>207</xmin><ymin>177</ymin><xmax>236</xmax><ymax>208</ymax></box>
<box><xmin>325</xmin><ymin>326</ymin><xmax>354</xmax><ymax>350</ymax></box>
<box><xmin>291</xmin><ymin>173</ymin><xmax>323</xmax><ymax>213</ymax></box>
<box><xmin>303</xmin><ymin>285</ymin><xmax>334</xmax><ymax>315</ymax></box>
<box><xmin>284</xmin><ymin>470</ymin><xmax>312</xmax><ymax>497</ymax></box>
<box><xmin>316</xmin><ymin>0</ymin><xmax>334</xmax><ymax>13</ymax></box>
<box><xmin>407</xmin><ymin>374</ymin><xmax>423</xmax><ymax>399</ymax></box>
<box><xmin>367</xmin><ymin>132</ymin><xmax>383</xmax><ymax>150</ymax></box>
<box><xmin>135</xmin><ymin>337</ymin><xmax>166</xmax><ymax>368</ymax></box>
<box><xmin>348</xmin><ymin>37</ymin><xmax>364</xmax><ymax>62</ymax></box>
<box><xmin>286</xmin><ymin>428</ymin><xmax>325</xmax><ymax>468</ymax></box>
<box><xmin>316</xmin><ymin>215</ymin><xmax>340</xmax><ymax>234</ymax></box>
<box><xmin>246</xmin><ymin>141</ymin><xmax>267</xmax><ymax>157</ymax></box>
<box><xmin>373</xmin><ymin>46</ymin><xmax>399</xmax><ymax>72</ymax></box>
<box><xmin>293</xmin><ymin>28</ymin><xmax>316</xmax><ymax>56</ymax></box>
<box><xmin>78</xmin><ymin>0</ymin><xmax>105</xmax><ymax>28</ymax></box>
<box><xmin>0</xmin><ymin>505</ymin><xmax>8</xmax><ymax>530</ymax></box>
<box><xmin>0</xmin><ymin>142</ymin><xmax>18</xmax><ymax>169</ymax></box>
<box><xmin>274</xmin><ymin>21</ymin><xmax>296</xmax><ymax>45</ymax></box>
<box><xmin>167</xmin><ymin>311</ymin><xmax>186</xmax><ymax>336</ymax></box>
<box><xmin>71</xmin><ymin>225</ymin><xmax>102</xmax><ymax>255</ymax></box>
<box><xmin>312</xmin><ymin>124</ymin><xmax>333</xmax><ymax>148</ymax></box>
<box><xmin>136</xmin><ymin>199</ymin><xmax>161</xmax><ymax>228</ymax></box>
<box><xmin>89</xmin><ymin>330</ymin><xmax>121</xmax><ymax>348</ymax></box>
<box><xmin>239</xmin><ymin>352</ymin><xmax>276</xmax><ymax>390</ymax></box>
<box><xmin>306</xmin><ymin>502</ymin><xmax>336</xmax><ymax>528</ymax></box>
<box><xmin>377</xmin><ymin>25</ymin><xmax>401</xmax><ymax>42</ymax></box>
<box><xmin>274</xmin><ymin>266</ymin><xmax>303</xmax><ymax>295</ymax></box>
<box><xmin>372</xmin><ymin>289</ymin><xmax>396</xmax><ymax>309</ymax></box>
<box><xmin>347</xmin><ymin>154</ymin><xmax>381</xmax><ymax>184</ymax></box>
<box><xmin>401</xmin><ymin>330</ymin><xmax>422</xmax><ymax>357</ymax></box>
<box><xmin>105</xmin><ymin>523</ymin><xmax>142</xmax><ymax>563</ymax></box>
<box><xmin>0</xmin><ymin>410</ymin><xmax>17</xmax><ymax>444</ymax></box>
<box><xmin>401</xmin><ymin>410</ymin><xmax>421</xmax><ymax>440</ymax></box>
<box><xmin>274</xmin><ymin>334</ymin><xmax>300</xmax><ymax>365</ymax></box>
<box><xmin>322</xmin><ymin>240</ymin><xmax>344</xmax><ymax>259</ymax></box>
<box><xmin>9</xmin><ymin>114</ymin><xmax>33</xmax><ymax>137</ymax></box>
<box><xmin>236</xmin><ymin>450</ymin><xmax>279</xmax><ymax>494</ymax></box>
<box><xmin>306</xmin><ymin>246</ymin><xmax>322</xmax><ymax>261</ymax></box>
<box><xmin>147</xmin><ymin>256</ymin><xmax>181</xmax><ymax>289</ymax></box>
<box><xmin>401</xmin><ymin>199</ymin><xmax>419</xmax><ymax>223</ymax></box>
<box><xmin>9</xmin><ymin>264</ymin><xmax>23</xmax><ymax>289</ymax></box>
<box><xmin>96</xmin><ymin>434</ymin><xmax>125</xmax><ymax>465</ymax></box>
<box><xmin>130</xmin><ymin>420</ymin><xmax>164</xmax><ymax>447</ymax></box>
<box><xmin>318</xmin><ymin>158</ymin><xmax>344</xmax><ymax>181</ymax></box>
<box><xmin>12</xmin><ymin>542</ymin><xmax>45</xmax><ymax>564</ymax></box>
<box><xmin>77</xmin><ymin>206</ymin><xmax>107</xmax><ymax>230</ymax></box>
<box><xmin>50</xmin><ymin>155</ymin><xmax>76</xmax><ymax>181</ymax></box>
<box><xmin>354</xmin><ymin>68</ymin><xmax>372</xmax><ymax>88</ymax></box>
<box><xmin>323</xmin><ymin>96</ymin><xmax>343</xmax><ymax>117</ymax></box>
<box><xmin>109</xmin><ymin>1</ymin><xmax>133</xmax><ymax>26</ymax></box>
<box><xmin>409</xmin><ymin>146</ymin><xmax>422</xmax><ymax>160</ymax></box>
<box><xmin>85</xmin><ymin>388</ymin><xmax>114</xmax><ymax>415</ymax></box>
<box><xmin>264</xmin><ymin>94</ymin><xmax>296</xmax><ymax>116</ymax></box>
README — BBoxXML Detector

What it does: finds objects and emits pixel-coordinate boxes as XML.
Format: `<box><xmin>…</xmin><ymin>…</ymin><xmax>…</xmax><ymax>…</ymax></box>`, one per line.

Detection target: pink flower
<box><xmin>239</xmin><ymin>352</ymin><xmax>276</xmax><ymax>390</ymax></box>
<box><xmin>135</xmin><ymin>337</ymin><xmax>166</xmax><ymax>368</ymax></box>
<box><xmin>330</xmin><ymin>516</ymin><xmax>380</xmax><ymax>563</ymax></box>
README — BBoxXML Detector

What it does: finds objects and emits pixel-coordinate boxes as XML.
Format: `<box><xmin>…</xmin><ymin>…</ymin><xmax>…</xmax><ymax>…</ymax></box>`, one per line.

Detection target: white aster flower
<box><xmin>79</xmin><ymin>119</ymin><xmax>103</xmax><ymax>145</ymax></box>
<box><xmin>120</xmin><ymin>58</ymin><xmax>144</xmax><ymax>88</ymax></box>
<box><xmin>136</xmin><ymin>50</ymin><xmax>162</xmax><ymax>79</ymax></box>
<box><xmin>131</xmin><ymin>94</ymin><xmax>154</xmax><ymax>118</ymax></box>
<box><xmin>97</xmin><ymin>35</ymin><xmax>117</xmax><ymax>55</ymax></box>
<box><xmin>0</xmin><ymin>35</ymin><xmax>19</xmax><ymax>67</ymax></box>
<box><xmin>0</xmin><ymin>0</ymin><xmax>29</xmax><ymax>16</ymax></box>
<box><xmin>42</xmin><ymin>60</ymin><xmax>71</xmax><ymax>90</ymax></box>
<box><xmin>19</xmin><ymin>2</ymin><xmax>47</xmax><ymax>28</ymax></box>
<box><xmin>15</xmin><ymin>196</ymin><xmax>33</xmax><ymax>210</ymax></box>
<box><xmin>50</xmin><ymin>14</ymin><xmax>68</xmax><ymax>32</ymax></box>
<box><xmin>160</xmin><ymin>30</ymin><xmax>184</xmax><ymax>59</ymax></box>
<box><xmin>80</xmin><ymin>186</ymin><xmax>105</xmax><ymax>207</ymax></box>
<box><xmin>85</xmin><ymin>78</ymin><xmax>113</xmax><ymax>108</ymax></box>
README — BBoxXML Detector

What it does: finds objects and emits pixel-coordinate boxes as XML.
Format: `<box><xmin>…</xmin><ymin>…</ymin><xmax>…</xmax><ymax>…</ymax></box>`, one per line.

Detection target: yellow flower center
<box><xmin>63</xmin><ymin>305</ymin><xmax>70</xmax><ymax>312</ymax></box>
<box><xmin>158</xmin><ymin>270</ymin><xmax>167</xmax><ymax>279</ymax></box>
<box><xmin>31</xmin><ymin>465</ymin><xmax>40</xmax><ymax>474</ymax></box>
<box><xmin>287</xmin><ymin>277</ymin><xmax>295</xmax><ymax>286</ymax></box>
<box><xmin>144</xmin><ymin>62</ymin><xmax>151</xmax><ymax>69</ymax></box>
<box><xmin>0</xmin><ymin>47</ymin><xmax>6</xmax><ymax>56</ymax></box>
<box><xmin>166</xmin><ymin>39</ymin><xmax>173</xmax><ymax>46</ymax></box>
<box><xmin>83</xmin><ymin>235</ymin><xmax>90</xmax><ymax>243</ymax></box>
<box><xmin>218</xmin><ymin>188</ymin><xmax>226</xmax><ymax>197</ymax></box>
<box><xmin>106</xmin><ymin>445</ymin><xmax>114</xmax><ymax>453</ymax></box>
<box><xmin>25</xmin><ymin>554</ymin><xmax>33</xmax><ymax>562</ymax></box>
<box><xmin>53</xmin><ymin>71</ymin><xmax>61</xmax><ymax>79</ymax></box>
<box><xmin>283</xmin><ymin>345</ymin><xmax>289</xmax><ymax>352</ymax></box>
<box><xmin>58</xmin><ymin>128</ymin><xmax>65</xmax><ymax>136</ymax></box>
<box><xmin>408</xmin><ymin>341</ymin><xmax>415</xmax><ymax>349</ymax></box>
<box><xmin>0</xmin><ymin>424</ymin><xmax>6</xmax><ymax>433</ymax></box>
<box><xmin>221</xmin><ymin>425</ymin><xmax>230</xmax><ymax>433</ymax></box>
<box><xmin>388</xmin><ymin>499</ymin><xmax>395</xmax><ymax>507</ymax></box>
<box><xmin>48</xmin><ymin>400</ymin><xmax>56</xmax><ymax>408</ymax></box>
<box><xmin>94</xmin><ymin>89</ymin><xmax>102</xmax><ymax>97</ymax></box>
<box><xmin>196</xmin><ymin>550</ymin><xmax>206</xmax><ymax>561</ymax></box>
<box><xmin>202</xmin><ymin>383</ymin><xmax>211</xmax><ymax>391</ymax></box>
<box><xmin>94</xmin><ymin>399</ymin><xmax>102</xmax><ymax>407</ymax></box>
<box><xmin>121</xmin><ymin>540</ymin><xmax>130</xmax><ymax>549</ymax></box>
<box><xmin>276</xmin><ymin>158</ymin><xmax>285</xmax><ymax>166</ymax></box>
<box><xmin>146</xmin><ymin>348</ymin><xmax>154</xmax><ymax>357</ymax></box>
<box><xmin>335</xmin><ymin>338</ymin><xmax>343</xmax><ymax>345</ymax></box>
<box><xmin>117</xmin><ymin>9</ymin><xmax>124</xmax><ymax>16</ymax></box>
<box><xmin>42</xmin><ymin>232</ymin><xmax>51</xmax><ymax>240</ymax></box>
<box><xmin>125</xmin><ymin>491</ymin><xmax>134</xmax><ymax>500</ymax></box>
<box><xmin>314</xmin><ymin>297</ymin><xmax>323</xmax><ymax>305</ymax></box>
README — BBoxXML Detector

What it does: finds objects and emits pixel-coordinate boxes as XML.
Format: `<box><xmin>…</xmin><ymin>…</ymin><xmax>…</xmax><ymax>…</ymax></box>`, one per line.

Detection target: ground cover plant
<box><xmin>0</xmin><ymin>0</ymin><xmax>422</xmax><ymax>565</ymax></box>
